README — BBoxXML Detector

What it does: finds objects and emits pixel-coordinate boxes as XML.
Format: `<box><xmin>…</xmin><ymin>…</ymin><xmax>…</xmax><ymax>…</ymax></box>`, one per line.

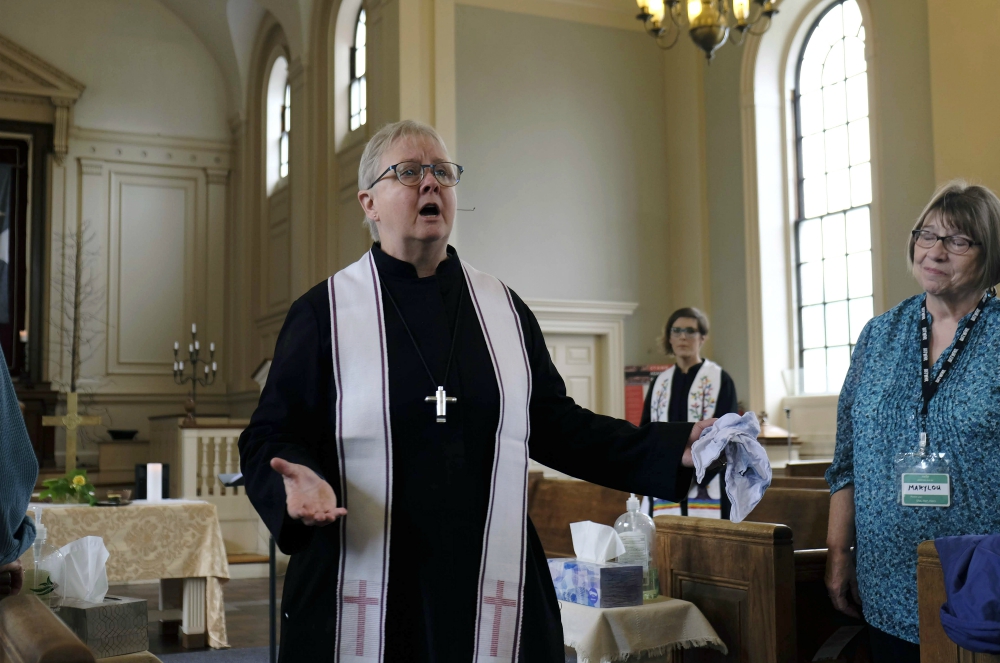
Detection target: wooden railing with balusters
<box><xmin>149</xmin><ymin>417</ymin><xmax>266</xmax><ymax>556</ymax></box>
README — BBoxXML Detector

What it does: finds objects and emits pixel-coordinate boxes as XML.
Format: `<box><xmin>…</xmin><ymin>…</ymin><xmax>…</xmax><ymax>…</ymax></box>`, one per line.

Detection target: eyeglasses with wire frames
<box><xmin>911</xmin><ymin>229</ymin><xmax>982</xmax><ymax>255</ymax></box>
<box><xmin>669</xmin><ymin>326</ymin><xmax>702</xmax><ymax>339</ymax></box>
<box><xmin>369</xmin><ymin>161</ymin><xmax>463</xmax><ymax>190</ymax></box>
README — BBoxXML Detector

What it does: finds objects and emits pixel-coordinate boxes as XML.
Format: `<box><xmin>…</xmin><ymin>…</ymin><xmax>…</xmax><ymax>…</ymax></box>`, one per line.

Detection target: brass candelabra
<box><xmin>173</xmin><ymin>323</ymin><xmax>218</xmax><ymax>423</ymax></box>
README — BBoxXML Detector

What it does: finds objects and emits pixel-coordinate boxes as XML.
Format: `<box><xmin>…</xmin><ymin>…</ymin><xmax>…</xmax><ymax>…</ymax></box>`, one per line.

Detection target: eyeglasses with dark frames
<box><xmin>669</xmin><ymin>327</ymin><xmax>701</xmax><ymax>338</ymax></box>
<box><xmin>911</xmin><ymin>229</ymin><xmax>982</xmax><ymax>255</ymax></box>
<box><xmin>369</xmin><ymin>161</ymin><xmax>463</xmax><ymax>189</ymax></box>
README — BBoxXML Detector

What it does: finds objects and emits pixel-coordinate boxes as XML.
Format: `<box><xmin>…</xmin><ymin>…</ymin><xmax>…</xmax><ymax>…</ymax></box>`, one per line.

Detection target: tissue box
<box><xmin>547</xmin><ymin>558</ymin><xmax>643</xmax><ymax>608</ymax></box>
<box><xmin>58</xmin><ymin>595</ymin><xmax>149</xmax><ymax>658</ymax></box>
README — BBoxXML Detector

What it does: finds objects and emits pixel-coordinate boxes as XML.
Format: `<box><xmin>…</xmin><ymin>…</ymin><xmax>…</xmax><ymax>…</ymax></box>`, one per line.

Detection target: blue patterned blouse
<box><xmin>826</xmin><ymin>292</ymin><xmax>1000</xmax><ymax>644</ymax></box>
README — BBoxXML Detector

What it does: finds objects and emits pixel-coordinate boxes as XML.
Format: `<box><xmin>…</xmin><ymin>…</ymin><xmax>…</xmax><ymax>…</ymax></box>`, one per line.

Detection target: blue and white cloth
<box><xmin>691</xmin><ymin>412</ymin><xmax>771</xmax><ymax>523</ymax></box>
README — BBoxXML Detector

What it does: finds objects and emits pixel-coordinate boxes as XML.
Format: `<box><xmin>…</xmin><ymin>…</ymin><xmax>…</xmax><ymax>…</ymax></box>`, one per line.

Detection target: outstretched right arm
<box><xmin>239</xmin><ymin>294</ymin><xmax>340</xmax><ymax>554</ymax></box>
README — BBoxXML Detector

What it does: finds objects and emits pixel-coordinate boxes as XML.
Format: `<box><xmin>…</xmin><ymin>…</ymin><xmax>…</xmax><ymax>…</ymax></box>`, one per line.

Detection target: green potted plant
<box><xmin>39</xmin><ymin>469</ymin><xmax>96</xmax><ymax>505</ymax></box>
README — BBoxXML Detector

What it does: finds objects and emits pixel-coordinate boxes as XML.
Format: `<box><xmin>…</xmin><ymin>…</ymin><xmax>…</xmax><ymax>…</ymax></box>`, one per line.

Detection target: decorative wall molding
<box><xmin>455</xmin><ymin>0</ymin><xmax>644</xmax><ymax>32</ymax></box>
<box><xmin>524</xmin><ymin>298</ymin><xmax>637</xmax><ymax>419</ymax></box>
<box><xmin>69</xmin><ymin>127</ymin><xmax>232</xmax><ymax>169</ymax></box>
<box><xmin>0</xmin><ymin>32</ymin><xmax>84</xmax><ymax>162</ymax></box>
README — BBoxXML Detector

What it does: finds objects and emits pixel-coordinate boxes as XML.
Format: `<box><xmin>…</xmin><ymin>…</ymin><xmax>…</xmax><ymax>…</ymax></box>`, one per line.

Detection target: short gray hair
<box><xmin>358</xmin><ymin>120</ymin><xmax>450</xmax><ymax>241</ymax></box>
<box><xmin>908</xmin><ymin>180</ymin><xmax>1000</xmax><ymax>292</ymax></box>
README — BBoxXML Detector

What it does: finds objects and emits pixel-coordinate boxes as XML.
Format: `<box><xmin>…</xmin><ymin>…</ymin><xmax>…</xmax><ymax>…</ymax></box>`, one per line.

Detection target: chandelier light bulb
<box><xmin>734</xmin><ymin>0</ymin><xmax>750</xmax><ymax>22</ymax></box>
<box><xmin>647</xmin><ymin>0</ymin><xmax>666</xmax><ymax>24</ymax></box>
<box><xmin>687</xmin><ymin>0</ymin><xmax>703</xmax><ymax>22</ymax></box>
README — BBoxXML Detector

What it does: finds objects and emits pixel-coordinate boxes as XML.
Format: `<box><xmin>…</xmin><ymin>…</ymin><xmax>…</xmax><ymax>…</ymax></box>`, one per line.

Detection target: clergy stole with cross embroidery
<box><xmin>647</xmin><ymin>360</ymin><xmax>723</xmax><ymax>518</ymax></box>
<box><xmin>329</xmin><ymin>251</ymin><xmax>531</xmax><ymax>663</ymax></box>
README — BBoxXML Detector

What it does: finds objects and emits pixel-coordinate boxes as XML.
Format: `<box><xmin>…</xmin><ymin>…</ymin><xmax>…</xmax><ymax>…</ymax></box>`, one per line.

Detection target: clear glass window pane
<box><xmin>827</xmin><ymin>345</ymin><xmax>851</xmax><ymax>392</ymax></box>
<box><xmin>846</xmin><ymin>73</ymin><xmax>869</xmax><ymax>121</ymax></box>
<box><xmin>360</xmin><ymin>108</ymin><xmax>367</xmax><ymax>126</ymax></box>
<box><xmin>799</xmin><ymin>58</ymin><xmax>823</xmax><ymax>93</ymax></box>
<box><xmin>800</xmin><ymin>91</ymin><xmax>824</xmax><ymax>136</ymax></box>
<box><xmin>801</xmin><ymin>133</ymin><xmax>826</xmax><ymax>179</ymax></box>
<box><xmin>824</xmin><ymin>255</ymin><xmax>848</xmax><ymax>301</ymax></box>
<box><xmin>844</xmin><ymin>36</ymin><xmax>866</xmax><ymax>76</ymax></box>
<box><xmin>818</xmin><ymin>4</ymin><xmax>844</xmax><ymax>43</ymax></box>
<box><xmin>803</xmin><ymin>348</ymin><xmax>828</xmax><ymax>394</ymax></box>
<box><xmin>843</xmin><ymin>0</ymin><xmax>863</xmax><ymax>37</ymax></box>
<box><xmin>826</xmin><ymin>301</ymin><xmax>850</xmax><ymax>346</ymax></box>
<box><xmin>350</xmin><ymin>79</ymin><xmax>360</xmax><ymax>118</ymax></box>
<box><xmin>356</xmin><ymin>46</ymin><xmax>367</xmax><ymax>78</ymax></box>
<box><xmin>356</xmin><ymin>10</ymin><xmax>367</xmax><ymax>47</ymax></box>
<box><xmin>279</xmin><ymin>134</ymin><xmax>288</xmax><ymax>167</ymax></box>
<box><xmin>849</xmin><ymin>296</ymin><xmax>874</xmax><ymax>343</ymax></box>
<box><xmin>799</xmin><ymin>218</ymin><xmax>823</xmax><ymax>262</ymax></box>
<box><xmin>802</xmin><ymin>305</ymin><xmax>826</xmax><ymax>348</ymax></box>
<box><xmin>851</xmin><ymin>163</ymin><xmax>872</xmax><ymax>206</ymax></box>
<box><xmin>848</xmin><ymin>119</ymin><xmax>870</xmax><ymax>165</ymax></box>
<box><xmin>360</xmin><ymin>76</ymin><xmax>367</xmax><ymax>112</ymax></box>
<box><xmin>825</xmin><ymin>125</ymin><xmax>849</xmax><ymax>172</ymax></box>
<box><xmin>822</xmin><ymin>213</ymin><xmax>847</xmax><ymax>258</ymax></box>
<box><xmin>823</xmin><ymin>81</ymin><xmax>847</xmax><ymax>129</ymax></box>
<box><xmin>822</xmin><ymin>40</ymin><xmax>845</xmax><ymax>86</ymax></box>
<box><xmin>847</xmin><ymin>251</ymin><xmax>873</xmax><ymax>297</ymax></box>
<box><xmin>845</xmin><ymin>207</ymin><xmax>871</xmax><ymax>253</ymax></box>
<box><xmin>800</xmin><ymin>261</ymin><xmax>825</xmax><ymax>306</ymax></box>
<box><xmin>803</xmin><ymin>177</ymin><xmax>827</xmax><ymax>218</ymax></box>
<box><xmin>827</xmin><ymin>169</ymin><xmax>851</xmax><ymax>213</ymax></box>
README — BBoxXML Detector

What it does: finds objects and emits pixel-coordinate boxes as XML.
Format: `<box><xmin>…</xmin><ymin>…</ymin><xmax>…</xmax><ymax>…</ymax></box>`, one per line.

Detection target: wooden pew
<box><xmin>917</xmin><ymin>540</ymin><xmax>1000</xmax><ymax>663</ymax></box>
<box><xmin>527</xmin><ymin>474</ymin><xmax>632</xmax><ymax>557</ymax></box>
<box><xmin>0</xmin><ymin>594</ymin><xmax>95</xmax><ymax>663</ymax></box>
<box><xmin>785</xmin><ymin>461</ymin><xmax>831</xmax><ymax>477</ymax></box>
<box><xmin>744</xmin><ymin>486</ymin><xmax>830</xmax><ymax>551</ymax></box>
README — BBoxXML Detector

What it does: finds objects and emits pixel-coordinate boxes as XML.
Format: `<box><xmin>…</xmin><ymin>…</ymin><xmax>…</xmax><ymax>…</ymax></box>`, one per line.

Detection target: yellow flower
<box><xmin>72</xmin><ymin>475</ymin><xmax>86</xmax><ymax>487</ymax></box>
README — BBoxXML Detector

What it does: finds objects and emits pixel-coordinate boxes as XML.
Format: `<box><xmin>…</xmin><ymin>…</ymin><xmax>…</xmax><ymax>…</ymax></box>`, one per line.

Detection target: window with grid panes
<box><xmin>279</xmin><ymin>82</ymin><xmax>290</xmax><ymax>179</ymax></box>
<box><xmin>794</xmin><ymin>0</ymin><xmax>874</xmax><ymax>394</ymax></box>
<box><xmin>350</xmin><ymin>9</ymin><xmax>367</xmax><ymax>131</ymax></box>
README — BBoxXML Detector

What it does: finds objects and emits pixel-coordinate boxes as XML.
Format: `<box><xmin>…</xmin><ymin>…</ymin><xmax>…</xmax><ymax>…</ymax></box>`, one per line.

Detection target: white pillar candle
<box><xmin>179</xmin><ymin>361</ymin><xmax>184</xmax><ymax>371</ymax></box>
<box><xmin>189</xmin><ymin>344</ymin><xmax>194</xmax><ymax>353</ymax></box>
<box><xmin>192</xmin><ymin>323</ymin><xmax>197</xmax><ymax>334</ymax></box>
<box><xmin>194</xmin><ymin>340</ymin><xmax>200</xmax><ymax>350</ymax></box>
<box><xmin>147</xmin><ymin>463</ymin><xmax>163</xmax><ymax>502</ymax></box>
<box><xmin>174</xmin><ymin>341</ymin><xmax>179</xmax><ymax>351</ymax></box>
<box><xmin>210</xmin><ymin>342</ymin><xmax>215</xmax><ymax>352</ymax></box>
<box><xmin>212</xmin><ymin>362</ymin><xmax>217</xmax><ymax>372</ymax></box>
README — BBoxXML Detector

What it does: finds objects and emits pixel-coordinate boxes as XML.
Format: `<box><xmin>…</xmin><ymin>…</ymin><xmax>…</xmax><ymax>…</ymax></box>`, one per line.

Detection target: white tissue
<box><xmin>57</xmin><ymin>536</ymin><xmax>110</xmax><ymax>603</ymax></box>
<box><xmin>570</xmin><ymin>521</ymin><xmax>626</xmax><ymax>563</ymax></box>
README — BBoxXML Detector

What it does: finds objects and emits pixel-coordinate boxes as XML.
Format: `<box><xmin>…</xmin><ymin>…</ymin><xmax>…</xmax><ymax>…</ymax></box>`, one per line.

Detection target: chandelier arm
<box><xmin>746</xmin><ymin>14</ymin><xmax>772</xmax><ymax>37</ymax></box>
<box><xmin>656</xmin><ymin>27</ymin><xmax>682</xmax><ymax>50</ymax></box>
<box><xmin>727</xmin><ymin>28</ymin><xmax>747</xmax><ymax>47</ymax></box>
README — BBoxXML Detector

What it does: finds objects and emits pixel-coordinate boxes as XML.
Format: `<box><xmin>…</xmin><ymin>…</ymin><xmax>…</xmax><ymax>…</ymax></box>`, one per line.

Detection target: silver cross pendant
<box><xmin>425</xmin><ymin>386</ymin><xmax>458</xmax><ymax>423</ymax></box>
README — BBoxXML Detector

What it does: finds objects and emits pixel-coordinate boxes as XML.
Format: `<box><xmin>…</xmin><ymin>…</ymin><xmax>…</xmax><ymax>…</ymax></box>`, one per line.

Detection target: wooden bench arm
<box><xmin>0</xmin><ymin>594</ymin><xmax>95</xmax><ymax>663</ymax></box>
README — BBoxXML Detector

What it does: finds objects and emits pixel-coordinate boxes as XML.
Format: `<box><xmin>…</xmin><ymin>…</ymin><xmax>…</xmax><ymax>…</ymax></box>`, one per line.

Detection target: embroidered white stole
<box><xmin>647</xmin><ymin>360</ymin><xmax>723</xmax><ymax>518</ymax></box>
<box><xmin>328</xmin><ymin>251</ymin><xmax>531</xmax><ymax>663</ymax></box>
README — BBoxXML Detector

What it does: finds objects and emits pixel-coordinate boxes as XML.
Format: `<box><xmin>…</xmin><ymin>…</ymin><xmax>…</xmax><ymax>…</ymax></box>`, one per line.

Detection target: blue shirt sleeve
<box><xmin>826</xmin><ymin>320</ymin><xmax>873</xmax><ymax>494</ymax></box>
<box><xmin>0</xmin><ymin>346</ymin><xmax>38</xmax><ymax>565</ymax></box>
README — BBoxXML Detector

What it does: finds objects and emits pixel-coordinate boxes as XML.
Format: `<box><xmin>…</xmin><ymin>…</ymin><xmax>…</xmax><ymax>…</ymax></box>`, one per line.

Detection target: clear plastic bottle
<box><xmin>27</xmin><ymin>507</ymin><xmax>64</xmax><ymax>611</ymax></box>
<box><xmin>614</xmin><ymin>493</ymin><xmax>658</xmax><ymax>599</ymax></box>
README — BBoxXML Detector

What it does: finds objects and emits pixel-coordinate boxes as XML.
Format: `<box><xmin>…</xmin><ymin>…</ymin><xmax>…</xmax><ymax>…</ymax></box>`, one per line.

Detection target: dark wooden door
<box><xmin>0</xmin><ymin>138</ymin><xmax>29</xmax><ymax>376</ymax></box>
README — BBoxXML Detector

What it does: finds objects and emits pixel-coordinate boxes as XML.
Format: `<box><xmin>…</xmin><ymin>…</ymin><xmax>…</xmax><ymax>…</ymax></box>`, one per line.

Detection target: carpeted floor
<box><xmin>159</xmin><ymin>646</ymin><xmax>272</xmax><ymax>662</ymax></box>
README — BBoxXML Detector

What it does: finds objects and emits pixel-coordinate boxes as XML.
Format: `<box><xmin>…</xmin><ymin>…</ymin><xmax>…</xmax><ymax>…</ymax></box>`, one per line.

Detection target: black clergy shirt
<box><xmin>239</xmin><ymin>244</ymin><xmax>696</xmax><ymax>663</ymax></box>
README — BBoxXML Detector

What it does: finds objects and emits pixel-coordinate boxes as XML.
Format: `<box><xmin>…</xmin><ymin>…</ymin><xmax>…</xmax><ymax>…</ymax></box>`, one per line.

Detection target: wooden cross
<box><xmin>42</xmin><ymin>392</ymin><xmax>101</xmax><ymax>473</ymax></box>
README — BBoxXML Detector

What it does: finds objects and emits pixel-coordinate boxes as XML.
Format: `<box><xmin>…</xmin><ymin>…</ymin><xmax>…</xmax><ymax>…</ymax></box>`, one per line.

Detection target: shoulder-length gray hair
<box><xmin>358</xmin><ymin>120</ymin><xmax>450</xmax><ymax>241</ymax></box>
<box><xmin>908</xmin><ymin>180</ymin><xmax>1000</xmax><ymax>292</ymax></box>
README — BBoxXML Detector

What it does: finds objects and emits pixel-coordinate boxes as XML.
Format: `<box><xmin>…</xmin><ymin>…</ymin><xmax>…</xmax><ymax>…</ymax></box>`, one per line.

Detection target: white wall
<box><xmin>455</xmin><ymin>6</ymin><xmax>671</xmax><ymax>364</ymax></box>
<box><xmin>0</xmin><ymin>0</ymin><xmax>231</xmax><ymax>140</ymax></box>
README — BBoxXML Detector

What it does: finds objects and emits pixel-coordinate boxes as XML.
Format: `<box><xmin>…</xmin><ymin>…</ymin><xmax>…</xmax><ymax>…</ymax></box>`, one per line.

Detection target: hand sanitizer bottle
<box><xmin>614</xmin><ymin>494</ymin><xmax>658</xmax><ymax>599</ymax></box>
<box><xmin>28</xmin><ymin>507</ymin><xmax>64</xmax><ymax>611</ymax></box>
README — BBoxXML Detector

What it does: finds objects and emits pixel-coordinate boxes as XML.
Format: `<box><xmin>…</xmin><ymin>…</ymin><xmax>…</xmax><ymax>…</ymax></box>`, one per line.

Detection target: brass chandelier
<box><xmin>635</xmin><ymin>0</ymin><xmax>779</xmax><ymax>60</ymax></box>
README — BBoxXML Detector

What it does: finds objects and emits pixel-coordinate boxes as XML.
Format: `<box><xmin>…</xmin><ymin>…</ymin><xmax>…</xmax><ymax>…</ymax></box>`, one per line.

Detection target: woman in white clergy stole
<box><xmin>639</xmin><ymin>307</ymin><xmax>739</xmax><ymax>520</ymax></box>
<box><xmin>238</xmin><ymin>120</ymin><xmax>715</xmax><ymax>663</ymax></box>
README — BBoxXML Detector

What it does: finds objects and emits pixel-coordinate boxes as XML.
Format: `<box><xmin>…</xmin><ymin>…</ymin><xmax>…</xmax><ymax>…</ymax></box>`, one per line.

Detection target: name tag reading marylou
<box><xmin>901</xmin><ymin>473</ymin><xmax>950</xmax><ymax>507</ymax></box>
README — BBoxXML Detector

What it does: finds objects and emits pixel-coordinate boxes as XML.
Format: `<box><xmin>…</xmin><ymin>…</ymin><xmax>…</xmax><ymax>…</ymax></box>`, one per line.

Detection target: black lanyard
<box><xmin>919</xmin><ymin>290</ymin><xmax>992</xmax><ymax>417</ymax></box>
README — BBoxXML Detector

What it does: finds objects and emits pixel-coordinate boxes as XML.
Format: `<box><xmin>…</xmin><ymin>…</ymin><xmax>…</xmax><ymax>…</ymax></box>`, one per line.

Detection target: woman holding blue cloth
<box><xmin>825</xmin><ymin>181</ymin><xmax>1000</xmax><ymax>662</ymax></box>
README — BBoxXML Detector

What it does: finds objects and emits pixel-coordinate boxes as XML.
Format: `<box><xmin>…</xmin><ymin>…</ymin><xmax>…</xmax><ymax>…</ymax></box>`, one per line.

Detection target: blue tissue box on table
<box><xmin>547</xmin><ymin>558</ymin><xmax>643</xmax><ymax>608</ymax></box>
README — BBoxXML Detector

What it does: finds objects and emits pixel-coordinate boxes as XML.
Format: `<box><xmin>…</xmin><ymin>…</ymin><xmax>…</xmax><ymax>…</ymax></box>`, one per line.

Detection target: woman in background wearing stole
<box><xmin>239</xmin><ymin>120</ymin><xmax>714</xmax><ymax>663</ymax></box>
<box><xmin>639</xmin><ymin>307</ymin><xmax>738</xmax><ymax>519</ymax></box>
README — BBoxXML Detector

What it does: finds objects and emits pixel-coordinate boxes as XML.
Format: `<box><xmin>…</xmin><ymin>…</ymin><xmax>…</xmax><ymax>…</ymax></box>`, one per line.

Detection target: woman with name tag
<box><xmin>825</xmin><ymin>181</ymin><xmax>1000</xmax><ymax>662</ymax></box>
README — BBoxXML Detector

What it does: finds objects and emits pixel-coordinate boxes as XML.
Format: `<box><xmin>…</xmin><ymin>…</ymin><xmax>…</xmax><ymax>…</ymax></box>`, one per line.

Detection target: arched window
<box><xmin>266</xmin><ymin>55</ymin><xmax>289</xmax><ymax>193</ymax></box>
<box><xmin>350</xmin><ymin>9</ymin><xmax>367</xmax><ymax>131</ymax></box>
<box><xmin>794</xmin><ymin>0</ymin><xmax>873</xmax><ymax>394</ymax></box>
